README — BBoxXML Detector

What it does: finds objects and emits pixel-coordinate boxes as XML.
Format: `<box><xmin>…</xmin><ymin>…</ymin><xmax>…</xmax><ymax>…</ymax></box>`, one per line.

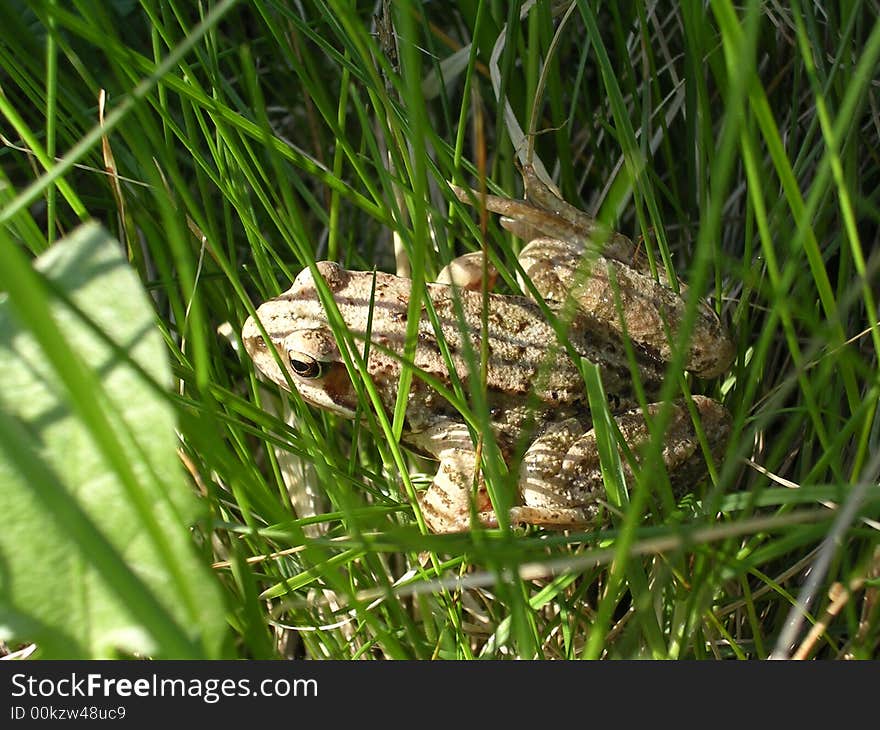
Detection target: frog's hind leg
<box><xmin>513</xmin><ymin>398</ymin><xmax>731</xmax><ymax>529</ymax></box>
<box><xmin>513</xmin><ymin>418</ymin><xmax>607</xmax><ymax>528</ymax></box>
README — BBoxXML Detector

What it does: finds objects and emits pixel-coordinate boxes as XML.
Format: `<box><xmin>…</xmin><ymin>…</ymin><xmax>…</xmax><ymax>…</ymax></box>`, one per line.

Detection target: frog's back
<box><xmin>423</xmin><ymin>283</ymin><xmax>588</xmax><ymax>407</ymax></box>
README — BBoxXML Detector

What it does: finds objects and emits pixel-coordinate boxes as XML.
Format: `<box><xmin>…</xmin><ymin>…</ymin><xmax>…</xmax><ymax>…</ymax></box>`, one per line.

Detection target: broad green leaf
<box><xmin>0</xmin><ymin>223</ymin><xmax>228</xmax><ymax>658</ymax></box>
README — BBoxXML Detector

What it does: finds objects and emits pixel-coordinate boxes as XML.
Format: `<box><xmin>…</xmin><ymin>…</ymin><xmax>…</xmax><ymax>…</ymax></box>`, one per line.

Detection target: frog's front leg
<box><xmin>512</xmin><ymin>396</ymin><xmax>731</xmax><ymax>528</ymax></box>
<box><xmin>407</xmin><ymin>419</ymin><xmax>493</xmax><ymax>533</ymax></box>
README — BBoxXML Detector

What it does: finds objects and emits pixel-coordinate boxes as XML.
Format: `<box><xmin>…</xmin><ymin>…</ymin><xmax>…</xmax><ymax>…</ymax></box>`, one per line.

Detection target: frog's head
<box><xmin>242</xmin><ymin>262</ymin><xmax>360</xmax><ymax>418</ymax></box>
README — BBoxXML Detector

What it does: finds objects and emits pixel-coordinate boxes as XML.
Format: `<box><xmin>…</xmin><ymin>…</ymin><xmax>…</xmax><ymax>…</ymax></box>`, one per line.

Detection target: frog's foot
<box><xmin>449</xmin><ymin>171</ymin><xmax>636</xmax><ymax>265</ymax></box>
<box><xmin>476</xmin><ymin>505</ymin><xmax>598</xmax><ymax>529</ymax></box>
<box><xmin>418</xmin><ymin>428</ymin><xmax>599</xmax><ymax>533</ymax></box>
<box><xmin>436</xmin><ymin>418</ymin><xmax>604</xmax><ymax>530</ymax></box>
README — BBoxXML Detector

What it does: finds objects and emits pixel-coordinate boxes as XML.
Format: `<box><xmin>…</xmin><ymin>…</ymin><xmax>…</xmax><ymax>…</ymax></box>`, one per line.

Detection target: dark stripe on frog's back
<box><xmin>565</xmin><ymin>310</ymin><xmax>666</xmax><ymax>401</ymax></box>
<box><xmin>424</xmin><ymin>282</ymin><xmax>664</xmax><ymax>406</ymax></box>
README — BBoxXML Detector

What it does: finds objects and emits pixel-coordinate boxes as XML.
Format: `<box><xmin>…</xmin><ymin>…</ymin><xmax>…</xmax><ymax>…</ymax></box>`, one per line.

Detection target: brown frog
<box><xmin>242</xmin><ymin>170</ymin><xmax>734</xmax><ymax>532</ymax></box>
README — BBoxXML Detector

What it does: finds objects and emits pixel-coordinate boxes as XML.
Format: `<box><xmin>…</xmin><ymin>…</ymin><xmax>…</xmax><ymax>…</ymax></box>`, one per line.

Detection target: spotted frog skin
<box><xmin>242</xmin><ymin>169</ymin><xmax>734</xmax><ymax>533</ymax></box>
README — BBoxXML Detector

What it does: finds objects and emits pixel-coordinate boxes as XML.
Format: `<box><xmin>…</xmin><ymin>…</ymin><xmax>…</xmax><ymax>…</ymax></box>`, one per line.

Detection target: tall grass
<box><xmin>1</xmin><ymin>0</ymin><xmax>878</xmax><ymax>659</ymax></box>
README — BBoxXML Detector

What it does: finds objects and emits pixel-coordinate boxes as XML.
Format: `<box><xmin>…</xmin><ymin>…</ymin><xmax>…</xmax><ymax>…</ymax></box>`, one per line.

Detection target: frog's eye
<box><xmin>288</xmin><ymin>352</ymin><xmax>324</xmax><ymax>379</ymax></box>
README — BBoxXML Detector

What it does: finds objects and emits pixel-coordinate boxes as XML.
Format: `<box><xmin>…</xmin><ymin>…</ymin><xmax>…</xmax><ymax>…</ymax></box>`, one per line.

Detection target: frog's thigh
<box><xmin>516</xmin><ymin>419</ymin><xmax>605</xmax><ymax>527</ymax></box>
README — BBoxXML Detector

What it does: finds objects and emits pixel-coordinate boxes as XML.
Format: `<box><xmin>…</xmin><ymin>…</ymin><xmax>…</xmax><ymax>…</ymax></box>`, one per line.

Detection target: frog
<box><xmin>241</xmin><ymin>167</ymin><xmax>735</xmax><ymax>533</ymax></box>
